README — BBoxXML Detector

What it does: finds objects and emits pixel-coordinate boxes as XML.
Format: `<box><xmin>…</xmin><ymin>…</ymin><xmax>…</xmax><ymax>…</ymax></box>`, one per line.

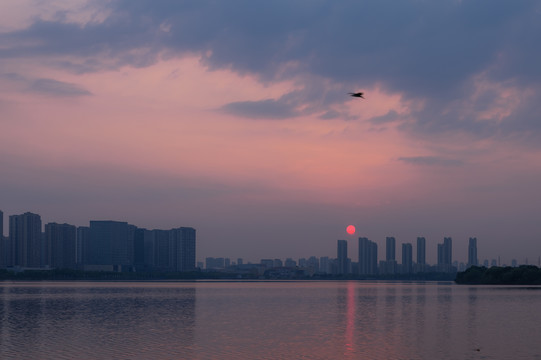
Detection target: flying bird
<box><xmin>349</xmin><ymin>92</ymin><xmax>365</xmax><ymax>99</ymax></box>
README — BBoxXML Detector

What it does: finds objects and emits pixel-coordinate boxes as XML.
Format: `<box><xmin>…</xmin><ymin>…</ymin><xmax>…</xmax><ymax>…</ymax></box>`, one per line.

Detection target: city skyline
<box><xmin>1</xmin><ymin>1</ymin><xmax>541</xmax><ymax>265</ymax></box>
<box><xmin>1</xmin><ymin>208</ymin><xmax>534</xmax><ymax>268</ymax></box>
<box><xmin>0</xmin><ymin>210</ymin><xmax>196</xmax><ymax>273</ymax></box>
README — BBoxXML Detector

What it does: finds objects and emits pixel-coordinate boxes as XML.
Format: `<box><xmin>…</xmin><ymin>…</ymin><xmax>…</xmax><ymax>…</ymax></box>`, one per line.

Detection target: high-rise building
<box><xmin>307</xmin><ymin>256</ymin><xmax>319</xmax><ymax>273</ymax></box>
<box><xmin>86</xmin><ymin>220</ymin><xmax>130</xmax><ymax>271</ymax></box>
<box><xmin>337</xmin><ymin>240</ymin><xmax>348</xmax><ymax>275</ymax></box>
<box><xmin>402</xmin><ymin>243</ymin><xmax>413</xmax><ymax>274</ymax></box>
<box><xmin>76</xmin><ymin>226</ymin><xmax>90</xmax><ymax>267</ymax></box>
<box><xmin>358</xmin><ymin>237</ymin><xmax>378</xmax><ymax>275</ymax></box>
<box><xmin>169</xmin><ymin>227</ymin><xmax>196</xmax><ymax>272</ymax></box>
<box><xmin>319</xmin><ymin>256</ymin><xmax>330</xmax><ymax>274</ymax></box>
<box><xmin>133</xmin><ymin>227</ymin><xmax>146</xmax><ymax>270</ymax></box>
<box><xmin>437</xmin><ymin>237</ymin><xmax>453</xmax><ymax>272</ymax></box>
<box><xmin>45</xmin><ymin>222</ymin><xmax>76</xmax><ymax>269</ymax></box>
<box><xmin>152</xmin><ymin>229</ymin><xmax>170</xmax><ymax>270</ymax></box>
<box><xmin>9</xmin><ymin>212</ymin><xmax>42</xmax><ymax>268</ymax></box>
<box><xmin>0</xmin><ymin>210</ymin><xmax>5</xmax><ymax>269</ymax></box>
<box><xmin>284</xmin><ymin>258</ymin><xmax>296</xmax><ymax>268</ymax></box>
<box><xmin>0</xmin><ymin>209</ymin><xmax>9</xmax><ymax>268</ymax></box>
<box><xmin>468</xmin><ymin>237</ymin><xmax>478</xmax><ymax>267</ymax></box>
<box><xmin>416</xmin><ymin>237</ymin><xmax>426</xmax><ymax>270</ymax></box>
<box><xmin>386</xmin><ymin>237</ymin><xmax>396</xmax><ymax>261</ymax></box>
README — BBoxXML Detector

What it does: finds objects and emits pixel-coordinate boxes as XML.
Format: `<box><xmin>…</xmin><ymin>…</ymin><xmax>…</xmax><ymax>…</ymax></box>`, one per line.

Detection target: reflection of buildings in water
<box><xmin>413</xmin><ymin>285</ymin><xmax>427</xmax><ymax>352</ymax></box>
<box><xmin>466</xmin><ymin>287</ymin><xmax>478</xmax><ymax>350</ymax></box>
<box><xmin>383</xmin><ymin>286</ymin><xmax>397</xmax><ymax>333</ymax></box>
<box><xmin>0</xmin><ymin>284</ymin><xmax>197</xmax><ymax>359</ymax></box>
<box><xmin>435</xmin><ymin>285</ymin><xmax>454</xmax><ymax>355</ymax></box>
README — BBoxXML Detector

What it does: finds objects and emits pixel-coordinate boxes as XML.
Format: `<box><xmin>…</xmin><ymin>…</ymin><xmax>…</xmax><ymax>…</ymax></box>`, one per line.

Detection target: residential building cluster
<box><xmin>0</xmin><ymin>210</ymin><xmax>196</xmax><ymax>272</ymax></box>
<box><xmin>204</xmin><ymin>236</ymin><xmax>484</xmax><ymax>276</ymax></box>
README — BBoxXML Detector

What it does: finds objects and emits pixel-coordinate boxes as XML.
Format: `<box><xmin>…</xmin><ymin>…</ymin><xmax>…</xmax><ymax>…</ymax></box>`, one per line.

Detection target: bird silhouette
<box><xmin>348</xmin><ymin>92</ymin><xmax>364</xmax><ymax>99</ymax></box>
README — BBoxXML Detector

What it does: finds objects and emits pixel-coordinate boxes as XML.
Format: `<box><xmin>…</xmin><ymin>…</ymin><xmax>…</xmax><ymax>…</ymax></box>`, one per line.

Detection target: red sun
<box><xmin>346</xmin><ymin>225</ymin><xmax>356</xmax><ymax>235</ymax></box>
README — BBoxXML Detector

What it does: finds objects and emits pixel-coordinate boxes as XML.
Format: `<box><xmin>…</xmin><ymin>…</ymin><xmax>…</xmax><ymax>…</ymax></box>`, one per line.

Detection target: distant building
<box><xmin>132</xmin><ymin>227</ymin><xmax>146</xmax><ymax>270</ymax></box>
<box><xmin>169</xmin><ymin>227</ymin><xmax>196</xmax><ymax>271</ymax></box>
<box><xmin>386</xmin><ymin>237</ymin><xmax>396</xmax><ymax>261</ymax></box>
<box><xmin>416</xmin><ymin>237</ymin><xmax>426</xmax><ymax>272</ymax></box>
<box><xmin>152</xmin><ymin>229</ymin><xmax>170</xmax><ymax>270</ymax></box>
<box><xmin>0</xmin><ymin>210</ymin><xmax>8</xmax><ymax>268</ymax></box>
<box><xmin>45</xmin><ymin>223</ymin><xmax>76</xmax><ymax>269</ymax></box>
<box><xmin>86</xmin><ymin>220</ymin><xmax>130</xmax><ymax>272</ymax></box>
<box><xmin>337</xmin><ymin>240</ymin><xmax>348</xmax><ymax>274</ymax></box>
<box><xmin>468</xmin><ymin>237</ymin><xmax>478</xmax><ymax>267</ymax></box>
<box><xmin>437</xmin><ymin>237</ymin><xmax>453</xmax><ymax>272</ymax></box>
<box><xmin>77</xmin><ymin>226</ymin><xmax>90</xmax><ymax>266</ymax></box>
<box><xmin>319</xmin><ymin>256</ymin><xmax>330</xmax><ymax>274</ymax></box>
<box><xmin>358</xmin><ymin>237</ymin><xmax>378</xmax><ymax>275</ymax></box>
<box><xmin>284</xmin><ymin>258</ymin><xmax>296</xmax><ymax>268</ymax></box>
<box><xmin>206</xmin><ymin>257</ymin><xmax>225</xmax><ymax>269</ymax></box>
<box><xmin>307</xmin><ymin>256</ymin><xmax>319</xmax><ymax>273</ymax></box>
<box><xmin>402</xmin><ymin>243</ymin><xmax>413</xmax><ymax>274</ymax></box>
<box><xmin>261</xmin><ymin>259</ymin><xmax>274</xmax><ymax>269</ymax></box>
<box><xmin>237</xmin><ymin>258</ymin><xmax>243</xmax><ymax>266</ymax></box>
<box><xmin>10</xmin><ymin>212</ymin><xmax>42</xmax><ymax>268</ymax></box>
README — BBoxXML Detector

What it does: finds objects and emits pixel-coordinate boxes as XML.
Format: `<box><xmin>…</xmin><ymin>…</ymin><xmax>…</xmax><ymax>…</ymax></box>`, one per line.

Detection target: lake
<box><xmin>1</xmin><ymin>281</ymin><xmax>540</xmax><ymax>359</ymax></box>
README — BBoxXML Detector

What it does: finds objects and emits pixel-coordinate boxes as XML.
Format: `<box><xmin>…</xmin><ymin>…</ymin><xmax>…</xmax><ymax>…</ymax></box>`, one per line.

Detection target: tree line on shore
<box><xmin>455</xmin><ymin>265</ymin><xmax>541</xmax><ymax>285</ymax></box>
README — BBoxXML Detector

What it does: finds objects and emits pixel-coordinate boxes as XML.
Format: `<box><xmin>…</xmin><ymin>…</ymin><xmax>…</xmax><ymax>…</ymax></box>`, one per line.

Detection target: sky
<box><xmin>1</xmin><ymin>0</ymin><xmax>541</xmax><ymax>265</ymax></box>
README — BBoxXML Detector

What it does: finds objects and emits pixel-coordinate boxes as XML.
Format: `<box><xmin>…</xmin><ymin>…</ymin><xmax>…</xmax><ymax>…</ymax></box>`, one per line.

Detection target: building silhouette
<box><xmin>86</xmin><ymin>220</ymin><xmax>131</xmax><ymax>272</ymax></box>
<box><xmin>9</xmin><ymin>212</ymin><xmax>42</xmax><ymax>268</ymax></box>
<box><xmin>0</xmin><ymin>210</ymin><xmax>8</xmax><ymax>268</ymax></box>
<box><xmin>358</xmin><ymin>237</ymin><xmax>378</xmax><ymax>275</ymax></box>
<box><xmin>45</xmin><ymin>222</ymin><xmax>76</xmax><ymax>269</ymax></box>
<box><xmin>337</xmin><ymin>240</ymin><xmax>348</xmax><ymax>274</ymax></box>
<box><xmin>402</xmin><ymin>243</ymin><xmax>413</xmax><ymax>274</ymax></box>
<box><xmin>437</xmin><ymin>237</ymin><xmax>453</xmax><ymax>272</ymax></box>
<box><xmin>380</xmin><ymin>236</ymin><xmax>397</xmax><ymax>274</ymax></box>
<box><xmin>416</xmin><ymin>237</ymin><xmax>426</xmax><ymax>272</ymax></box>
<box><xmin>468</xmin><ymin>237</ymin><xmax>478</xmax><ymax>267</ymax></box>
<box><xmin>76</xmin><ymin>226</ymin><xmax>90</xmax><ymax>267</ymax></box>
<box><xmin>172</xmin><ymin>227</ymin><xmax>196</xmax><ymax>272</ymax></box>
<box><xmin>386</xmin><ymin>236</ymin><xmax>396</xmax><ymax>261</ymax></box>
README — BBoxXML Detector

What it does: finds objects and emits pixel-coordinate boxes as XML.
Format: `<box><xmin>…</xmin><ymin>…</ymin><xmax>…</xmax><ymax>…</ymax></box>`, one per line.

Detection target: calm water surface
<box><xmin>1</xmin><ymin>281</ymin><xmax>540</xmax><ymax>359</ymax></box>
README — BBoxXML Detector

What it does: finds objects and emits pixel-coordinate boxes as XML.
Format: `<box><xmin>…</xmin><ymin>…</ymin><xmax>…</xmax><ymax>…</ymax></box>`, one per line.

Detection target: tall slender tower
<box><xmin>416</xmin><ymin>237</ymin><xmax>426</xmax><ymax>268</ymax></box>
<box><xmin>402</xmin><ymin>243</ymin><xmax>413</xmax><ymax>273</ymax></box>
<box><xmin>337</xmin><ymin>240</ymin><xmax>348</xmax><ymax>275</ymax></box>
<box><xmin>468</xmin><ymin>237</ymin><xmax>478</xmax><ymax>267</ymax></box>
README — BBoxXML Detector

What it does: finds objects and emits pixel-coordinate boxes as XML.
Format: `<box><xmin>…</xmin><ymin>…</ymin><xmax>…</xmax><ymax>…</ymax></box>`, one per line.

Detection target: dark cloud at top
<box><xmin>1</xmin><ymin>0</ymin><xmax>540</xmax><ymax>138</ymax></box>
